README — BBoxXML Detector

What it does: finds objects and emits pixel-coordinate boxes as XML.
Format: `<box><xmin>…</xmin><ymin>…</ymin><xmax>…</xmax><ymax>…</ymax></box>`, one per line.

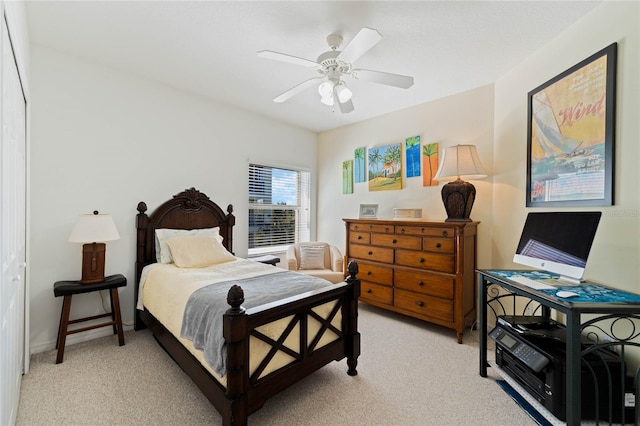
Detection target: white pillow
<box><xmin>155</xmin><ymin>227</ymin><xmax>222</xmax><ymax>264</ymax></box>
<box><xmin>166</xmin><ymin>235</ymin><xmax>235</xmax><ymax>268</ymax></box>
<box><xmin>299</xmin><ymin>244</ymin><xmax>327</xmax><ymax>270</ymax></box>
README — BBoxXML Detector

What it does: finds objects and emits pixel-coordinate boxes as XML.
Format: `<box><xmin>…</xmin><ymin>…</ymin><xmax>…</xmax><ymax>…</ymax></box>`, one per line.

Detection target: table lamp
<box><xmin>433</xmin><ymin>144</ymin><xmax>487</xmax><ymax>222</ymax></box>
<box><xmin>69</xmin><ymin>211</ymin><xmax>120</xmax><ymax>284</ymax></box>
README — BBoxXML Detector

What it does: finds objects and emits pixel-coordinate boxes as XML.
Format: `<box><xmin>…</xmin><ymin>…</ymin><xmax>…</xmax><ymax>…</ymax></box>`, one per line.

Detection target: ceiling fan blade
<box><xmin>337</xmin><ymin>27</ymin><xmax>382</xmax><ymax>64</ymax></box>
<box><xmin>333</xmin><ymin>90</ymin><xmax>354</xmax><ymax>114</ymax></box>
<box><xmin>338</xmin><ymin>98</ymin><xmax>355</xmax><ymax>114</ymax></box>
<box><xmin>351</xmin><ymin>69</ymin><xmax>414</xmax><ymax>89</ymax></box>
<box><xmin>273</xmin><ymin>77</ymin><xmax>323</xmax><ymax>103</ymax></box>
<box><xmin>257</xmin><ymin>50</ymin><xmax>319</xmax><ymax>68</ymax></box>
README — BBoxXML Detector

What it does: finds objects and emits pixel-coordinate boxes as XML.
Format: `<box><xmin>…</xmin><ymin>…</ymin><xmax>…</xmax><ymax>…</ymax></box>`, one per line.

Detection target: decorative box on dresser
<box><xmin>343</xmin><ymin>218</ymin><xmax>478</xmax><ymax>343</ymax></box>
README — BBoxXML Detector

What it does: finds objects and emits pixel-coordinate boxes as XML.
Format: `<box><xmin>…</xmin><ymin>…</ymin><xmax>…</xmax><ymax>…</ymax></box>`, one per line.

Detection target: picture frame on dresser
<box><xmin>359</xmin><ymin>204</ymin><xmax>378</xmax><ymax>219</ymax></box>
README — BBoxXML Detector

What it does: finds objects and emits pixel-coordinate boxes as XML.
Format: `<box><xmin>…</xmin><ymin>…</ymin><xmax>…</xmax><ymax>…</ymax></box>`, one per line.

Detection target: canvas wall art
<box><xmin>368</xmin><ymin>143</ymin><xmax>402</xmax><ymax>191</ymax></box>
<box><xmin>422</xmin><ymin>142</ymin><xmax>439</xmax><ymax>187</ymax></box>
<box><xmin>342</xmin><ymin>160</ymin><xmax>353</xmax><ymax>194</ymax></box>
<box><xmin>405</xmin><ymin>136</ymin><xmax>421</xmax><ymax>178</ymax></box>
<box><xmin>354</xmin><ymin>147</ymin><xmax>366</xmax><ymax>183</ymax></box>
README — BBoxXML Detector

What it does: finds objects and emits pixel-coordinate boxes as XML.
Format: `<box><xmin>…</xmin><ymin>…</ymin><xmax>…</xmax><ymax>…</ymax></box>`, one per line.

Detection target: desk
<box><xmin>477</xmin><ymin>269</ymin><xmax>640</xmax><ymax>425</ymax></box>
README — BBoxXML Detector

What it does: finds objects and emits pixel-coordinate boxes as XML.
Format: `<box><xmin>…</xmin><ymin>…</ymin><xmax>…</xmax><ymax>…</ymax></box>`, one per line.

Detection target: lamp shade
<box><xmin>69</xmin><ymin>211</ymin><xmax>120</xmax><ymax>243</ymax></box>
<box><xmin>433</xmin><ymin>144</ymin><xmax>488</xmax><ymax>181</ymax></box>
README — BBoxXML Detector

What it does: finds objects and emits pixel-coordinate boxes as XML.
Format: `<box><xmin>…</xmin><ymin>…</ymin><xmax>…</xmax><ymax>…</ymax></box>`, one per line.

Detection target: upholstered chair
<box><xmin>286</xmin><ymin>242</ymin><xmax>345</xmax><ymax>284</ymax></box>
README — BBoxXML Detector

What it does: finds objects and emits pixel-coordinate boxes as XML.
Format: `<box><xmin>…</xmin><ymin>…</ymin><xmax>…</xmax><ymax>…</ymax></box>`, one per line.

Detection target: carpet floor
<box><xmin>17</xmin><ymin>304</ymin><xmax>536</xmax><ymax>425</ymax></box>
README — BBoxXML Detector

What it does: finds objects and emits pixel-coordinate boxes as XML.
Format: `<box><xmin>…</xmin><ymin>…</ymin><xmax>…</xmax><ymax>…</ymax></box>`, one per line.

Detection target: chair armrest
<box><xmin>329</xmin><ymin>245</ymin><xmax>344</xmax><ymax>273</ymax></box>
<box><xmin>286</xmin><ymin>245</ymin><xmax>298</xmax><ymax>270</ymax></box>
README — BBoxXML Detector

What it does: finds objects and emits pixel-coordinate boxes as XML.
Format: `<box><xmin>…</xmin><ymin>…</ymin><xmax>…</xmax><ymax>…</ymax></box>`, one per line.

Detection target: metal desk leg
<box><xmin>566</xmin><ymin>311</ymin><xmax>581</xmax><ymax>425</ymax></box>
<box><xmin>479</xmin><ymin>273</ymin><xmax>488</xmax><ymax>377</ymax></box>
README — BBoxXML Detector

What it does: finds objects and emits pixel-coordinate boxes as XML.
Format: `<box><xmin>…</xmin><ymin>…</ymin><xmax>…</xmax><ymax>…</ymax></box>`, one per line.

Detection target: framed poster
<box><xmin>526</xmin><ymin>43</ymin><xmax>616</xmax><ymax>207</ymax></box>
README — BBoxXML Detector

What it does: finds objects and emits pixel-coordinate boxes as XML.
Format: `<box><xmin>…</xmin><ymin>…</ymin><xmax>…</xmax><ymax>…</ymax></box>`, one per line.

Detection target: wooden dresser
<box><xmin>343</xmin><ymin>218</ymin><xmax>478</xmax><ymax>343</ymax></box>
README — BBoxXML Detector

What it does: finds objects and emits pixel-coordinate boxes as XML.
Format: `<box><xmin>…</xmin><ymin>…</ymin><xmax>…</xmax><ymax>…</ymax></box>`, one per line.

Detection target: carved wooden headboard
<box><xmin>135</xmin><ymin>187</ymin><xmax>235</xmax><ymax>285</ymax></box>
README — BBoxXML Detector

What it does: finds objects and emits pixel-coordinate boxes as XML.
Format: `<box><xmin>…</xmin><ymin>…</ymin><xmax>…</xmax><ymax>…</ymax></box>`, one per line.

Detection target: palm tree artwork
<box><xmin>354</xmin><ymin>147</ymin><xmax>366</xmax><ymax>183</ymax></box>
<box><xmin>368</xmin><ymin>143</ymin><xmax>402</xmax><ymax>191</ymax></box>
<box><xmin>422</xmin><ymin>142</ymin><xmax>439</xmax><ymax>187</ymax></box>
<box><xmin>405</xmin><ymin>136</ymin><xmax>421</xmax><ymax>178</ymax></box>
<box><xmin>342</xmin><ymin>160</ymin><xmax>353</xmax><ymax>194</ymax></box>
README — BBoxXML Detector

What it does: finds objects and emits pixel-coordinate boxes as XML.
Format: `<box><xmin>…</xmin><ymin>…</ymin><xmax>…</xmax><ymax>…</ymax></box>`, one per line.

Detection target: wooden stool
<box><xmin>53</xmin><ymin>274</ymin><xmax>126</xmax><ymax>364</ymax></box>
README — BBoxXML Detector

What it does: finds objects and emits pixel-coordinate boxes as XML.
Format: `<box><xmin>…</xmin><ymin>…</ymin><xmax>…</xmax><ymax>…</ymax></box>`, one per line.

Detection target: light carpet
<box><xmin>17</xmin><ymin>304</ymin><xmax>536</xmax><ymax>425</ymax></box>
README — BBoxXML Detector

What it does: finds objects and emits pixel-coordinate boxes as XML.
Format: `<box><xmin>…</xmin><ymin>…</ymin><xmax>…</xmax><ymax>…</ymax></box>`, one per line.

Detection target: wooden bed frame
<box><xmin>134</xmin><ymin>187</ymin><xmax>361</xmax><ymax>426</ymax></box>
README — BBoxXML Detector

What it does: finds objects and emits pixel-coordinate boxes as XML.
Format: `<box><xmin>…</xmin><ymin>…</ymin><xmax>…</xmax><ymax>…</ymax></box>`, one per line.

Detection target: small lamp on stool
<box><xmin>69</xmin><ymin>211</ymin><xmax>120</xmax><ymax>284</ymax></box>
<box><xmin>433</xmin><ymin>144</ymin><xmax>488</xmax><ymax>222</ymax></box>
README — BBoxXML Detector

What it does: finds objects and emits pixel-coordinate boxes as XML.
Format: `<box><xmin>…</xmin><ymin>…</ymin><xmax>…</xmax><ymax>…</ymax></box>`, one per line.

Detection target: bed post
<box><xmin>225</xmin><ymin>204</ymin><xmax>235</xmax><ymax>255</ymax></box>
<box><xmin>345</xmin><ymin>261</ymin><xmax>361</xmax><ymax>376</ymax></box>
<box><xmin>135</xmin><ymin>202</ymin><xmax>149</xmax><ymax>331</ymax></box>
<box><xmin>223</xmin><ymin>285</ymin><xmax>249</xmax><ymax>426</ymax></box>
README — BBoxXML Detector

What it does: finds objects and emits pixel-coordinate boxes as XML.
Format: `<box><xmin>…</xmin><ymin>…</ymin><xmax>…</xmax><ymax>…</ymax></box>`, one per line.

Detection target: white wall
<box><xmin>317</xmin><ymin>85</ymin><xmax>495</xmax><ymax>266</ymax></box>
<box><xmin>29</xmin><ymin>45</ymin><xmax>317</xmax><ymax>352</ymax></box>
<box><xmin>493</xmin><ymin>1</ymin><xmax>640</xmax><ymax>291</ymax></box>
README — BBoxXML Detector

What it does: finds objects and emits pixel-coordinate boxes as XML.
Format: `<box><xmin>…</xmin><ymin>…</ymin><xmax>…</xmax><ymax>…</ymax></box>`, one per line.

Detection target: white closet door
<box><xmin>0</xmin><ymin>11</ymin><xmax>27</xmax><ymax>426</ymax></box>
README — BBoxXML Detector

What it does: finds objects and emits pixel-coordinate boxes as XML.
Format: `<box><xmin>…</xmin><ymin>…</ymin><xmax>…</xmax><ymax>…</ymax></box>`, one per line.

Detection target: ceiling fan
<box><xmin>258</xmin><ymin>27</ymin><xmax>414</xmax><ymax>113</ymax></box>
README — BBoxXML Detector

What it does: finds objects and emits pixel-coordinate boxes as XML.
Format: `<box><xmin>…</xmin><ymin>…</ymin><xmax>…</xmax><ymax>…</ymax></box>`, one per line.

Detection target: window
<box><xmin>248</xmin><ymin>163</ymin><xmax>310</xmax><ymax>255</ymax></box>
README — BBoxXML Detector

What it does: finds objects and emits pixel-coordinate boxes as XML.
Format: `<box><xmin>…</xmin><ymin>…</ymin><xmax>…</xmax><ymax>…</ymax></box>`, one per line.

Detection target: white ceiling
<box><xmin>25</xmin><ymin>1</ymin><xmax>601</xmax><ymax>133</ymax></box>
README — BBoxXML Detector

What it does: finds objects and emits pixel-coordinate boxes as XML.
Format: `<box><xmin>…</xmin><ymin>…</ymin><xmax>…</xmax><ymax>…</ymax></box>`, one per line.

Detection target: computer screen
<box><xmin>513</xmin><ymin>212</ymin><xmax>602</xmax><ymax>283</ymax></box>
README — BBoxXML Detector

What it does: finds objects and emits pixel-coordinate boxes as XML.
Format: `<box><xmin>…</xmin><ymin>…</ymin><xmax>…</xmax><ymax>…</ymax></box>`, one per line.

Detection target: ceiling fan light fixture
<box><xmin>320</xmin><ymin>95</ymin><xmax>334</xmax><ymax>106</ymax></box>
<box><xmin>318</xmin><ymin>81</ymin><xmax>334</xmax><ymax>98</ymax></box>
<box><xmin>335</xmin><ymin>83</ymin><xmax>352</xmax><ymax>103</ymax></box>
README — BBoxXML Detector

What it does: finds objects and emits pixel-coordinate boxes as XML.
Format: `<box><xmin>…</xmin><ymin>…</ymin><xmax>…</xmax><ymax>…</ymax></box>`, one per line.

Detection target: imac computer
<box><xmin>513</xmin><ymin>212</ymin><xmax>602</xmax><ymax>284</ymax></box>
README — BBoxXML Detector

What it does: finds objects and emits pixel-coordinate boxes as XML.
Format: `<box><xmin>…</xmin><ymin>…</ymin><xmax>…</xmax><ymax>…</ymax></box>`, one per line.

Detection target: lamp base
<box><xmin>440</xmin><ymin>178</ymin><xmax>476</xmax><ymax>222</ymax></box>
<box><xmin>80</xmin><ymin>243</ymin><xmax>106</xmax><ymax>284</ymax></box>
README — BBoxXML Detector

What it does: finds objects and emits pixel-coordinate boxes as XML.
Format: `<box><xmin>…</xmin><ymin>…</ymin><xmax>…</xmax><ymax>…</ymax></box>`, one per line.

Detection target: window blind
<box><xmin>248</xmin><ymin>164</ymin><xmax>310</xmax><ymax>255</ymax></box>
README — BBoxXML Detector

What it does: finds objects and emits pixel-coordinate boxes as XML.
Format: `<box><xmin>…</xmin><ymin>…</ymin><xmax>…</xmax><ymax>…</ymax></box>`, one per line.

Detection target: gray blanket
<box><xmin>180</xmin><ymin>270</ymin><xmax>334</xmax><ymax>376</ymax></box>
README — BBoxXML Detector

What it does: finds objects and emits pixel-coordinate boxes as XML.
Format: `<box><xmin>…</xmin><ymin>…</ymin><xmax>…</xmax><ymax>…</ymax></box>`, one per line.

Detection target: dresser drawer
<box><xmin>395</xmin><ymin>249</ymin><xmax>455</xmax><ymax>273</ymax></box>
<box><xmin>370</xmin><ymin>224</ymin><xmax>394</xmax><ymax>234</ymax></box>
<box><xmin>349</xmin><ymin>223</ymin><xmax>372</xmax><ymax>232</ymax></box>
<box><xmin>358</xmin><ymin>262</ymin><xmax>393</xmax><ymax>285</ymax></box>
<box><xmin>396</xmin><ymin>226</ymin><xmax>455</xmax><ymax>238</ymax></box>
<box><xmin>349</xmin><ymin>231</ymin><xmax>371</xmax><ymax>245</ymax></box>
<box><xmin>361</xmin><ymin>281</ymin><xmax>393</xmax><ymax>305</ymax></box>
<box><xmin>394</xmin><ymin>269</ymin><xmax>454</xmax><ymax>299</ymax></box>
<box><xmin>394</xmin><ymin>289</ymin><xmax>453</xmax><ymax>322</ymax></box>
<box><xmin>371</xmin><ymin>233</ymin><xmax>421</xmax><ymax>250</ymax></box>
<box><xmin>349</xmin><ymin>244</ymin><xmax>394</xmax><ymax>264</ymax></box>
<box><xmin>422</xmin><ymin>237</ymin><xmax>455</xmax><ymax>254</ymax></box>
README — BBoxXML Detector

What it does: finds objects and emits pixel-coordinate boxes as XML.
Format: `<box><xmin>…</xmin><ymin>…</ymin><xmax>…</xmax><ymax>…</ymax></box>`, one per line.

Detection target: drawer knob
<box><xmin>366</xmin><ymin>289</ymin><xmax>373</xmax><ymax>294</ymax></box>
<box><xmin>416</xmin><ymin>301</ymin><xmax>425</xmax><ymax>307</ymax></box>
<box><xmin>419</xmin><ymin>258</ymin><xmax>425</xmax><ymax>263</ymax></box>
<box><xmin>401</xmin><ymin>228</ymin><xmax>405</xmax><ymax>234</ymax></box>
<box><xmin>367</xmin><ymin>271</ymin><xmax>372</xmax><ymax>275</ymax></box>
<box><xmin>435</xmin><ymin>243</ymin><xmax>441</xmax><ymax>248</ymax></box>
<box><xmin>417</xmin><ymin>281</ymin><xmax>424</xmax><ymax>286</ymax></box>
<box><xmin>354</xmin><ymin>226</ymin><xmax>359</xmax><ymax>230</ymax></box>
<box><xmin>392</xmin><ymin>239</ymin><xmax>397</xmax><ymax>244</ymax></box>
<box><xmin>357</xmin><ymin>236</ymin><xmax>362</xmax><ymax>240</ymax></box>
<box><xmin>385</xmin><ymin>227</ymin><xmax>390</xmax><ymax>232</ymax></box>
<box><xmin>368</xmin><ymin>251</ymin><xmax>373</xmax><ymax>255</ymax></box>
<box><xmin>442</xmin><ymin>231</ymin><xmax>448</xmax><ymax>236</ymax></box>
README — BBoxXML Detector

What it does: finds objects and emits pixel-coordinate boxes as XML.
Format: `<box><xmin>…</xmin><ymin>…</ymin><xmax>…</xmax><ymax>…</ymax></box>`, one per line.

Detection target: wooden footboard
<box><xmin>138</xmin><ymin>263</ymin><xmax>360</xmax><ymax>426</ymax></box>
